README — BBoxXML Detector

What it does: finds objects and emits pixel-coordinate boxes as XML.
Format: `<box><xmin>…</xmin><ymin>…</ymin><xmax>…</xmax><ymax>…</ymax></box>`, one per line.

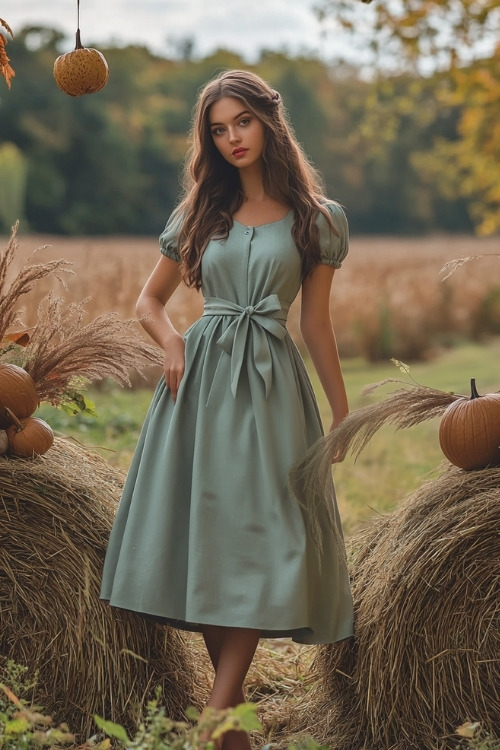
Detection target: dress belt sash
<box><xmin>202</xmin><ymin>294</ymin><xmax>288</xmax><ymax>398</ymax></box>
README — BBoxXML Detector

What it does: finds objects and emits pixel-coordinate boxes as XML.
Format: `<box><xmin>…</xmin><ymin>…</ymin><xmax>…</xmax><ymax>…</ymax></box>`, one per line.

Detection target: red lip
<box><xmin>232</xmin><ymin>148</ymin><xmax>248</xmax><ymax>157</ymax></box>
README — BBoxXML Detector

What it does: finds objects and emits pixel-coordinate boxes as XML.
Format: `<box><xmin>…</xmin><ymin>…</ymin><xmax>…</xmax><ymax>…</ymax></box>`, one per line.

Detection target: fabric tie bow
<box><xmin>203</xmin><ymin>294</ymin><xmax>288</xmax><ymax>398</ymax></box>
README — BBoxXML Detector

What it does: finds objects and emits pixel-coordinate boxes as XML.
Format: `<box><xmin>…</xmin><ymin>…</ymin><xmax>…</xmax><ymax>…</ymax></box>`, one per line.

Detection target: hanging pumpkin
<box><xmin>0</xmin><ymin>363</ymin><xmax>39</xmax><ymax>429</ymax></box>
<box><xmin>53</xmin><ymin>1</ymin><xmax>108</xmax><ymax>97</ymax></box>
<box><xmin>6</xmin><ymin>410</ymin><xmax>54</xmax><ymax>458</ymax></box>
<box><xmin>53</xmin><ymin>30</ymin><xmax>109</xmax><ymax>96</ymax></box>
<box><xmin>439</xmin><ymin>378</ymin><xmax>500</xmax><ymax>470</ymax></box>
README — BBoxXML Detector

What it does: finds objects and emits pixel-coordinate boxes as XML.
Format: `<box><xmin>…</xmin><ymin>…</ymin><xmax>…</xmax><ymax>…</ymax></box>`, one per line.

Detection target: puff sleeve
<box><xmin>159</xmin><ymin>208</ymin><xmax>183</xmax><ymax>262</ymax></box>
<box><xmin>316</xmin><ymin>201</ymin><xmax>349</xmax><ymax>269</ymax></box>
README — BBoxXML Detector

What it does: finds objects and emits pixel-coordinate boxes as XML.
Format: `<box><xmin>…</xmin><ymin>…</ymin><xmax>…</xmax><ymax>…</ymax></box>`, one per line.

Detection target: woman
<box><xmin>101</xmin><ymin>69</ymin><xmax>353</xmax><ymax>749</ymax></box>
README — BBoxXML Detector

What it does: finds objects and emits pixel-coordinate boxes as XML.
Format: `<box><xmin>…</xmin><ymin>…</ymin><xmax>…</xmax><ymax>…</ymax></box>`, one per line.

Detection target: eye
<box><xmin>239</xmin><ymin>117</ymin><xmax>251</xmax><ymax>127</ymax></box>
<box><xmin>211</xmin><ymin>126</ymin><xmax>225</xmax><ymax>137</ymax></box>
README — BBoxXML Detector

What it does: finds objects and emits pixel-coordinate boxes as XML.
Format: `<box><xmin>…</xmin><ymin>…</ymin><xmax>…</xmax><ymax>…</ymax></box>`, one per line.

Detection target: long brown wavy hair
<box><xmin>176</xmin><ymin>69</ymin><xmax>337</xmax><ymax>290</ymax></box>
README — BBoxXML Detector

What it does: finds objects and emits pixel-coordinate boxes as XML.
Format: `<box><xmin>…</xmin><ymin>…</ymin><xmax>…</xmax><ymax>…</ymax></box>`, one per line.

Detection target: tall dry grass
<box><xmin>5</xmin><ymin>230</ymin><xmax>500</xmax><ymax>371</ymax></box>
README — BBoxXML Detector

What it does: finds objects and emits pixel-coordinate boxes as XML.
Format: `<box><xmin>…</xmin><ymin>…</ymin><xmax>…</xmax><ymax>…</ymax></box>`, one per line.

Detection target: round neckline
<box><xmin>233</xmin><ymin>210</ymin><xmax>292</xmax><ymax>229</ymax></box>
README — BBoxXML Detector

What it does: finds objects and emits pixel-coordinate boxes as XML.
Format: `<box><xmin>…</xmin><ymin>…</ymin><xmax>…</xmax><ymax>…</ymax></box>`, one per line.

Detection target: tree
<box><xmin>317</xmin><ymin>0</ymin><xmax>500</xmax><ymax>234</ymax></box>
<box><xmin>317</xmin><ymin>0</ymin><xmax>500</xmax><ymax>72</ymax></box>
<box><xmin>412</xmin><ymin>55</ymin><xmax>500</xmax><ymax>235</ymax></box>
<box><xmin>0</xmin><ymin>24</ymin><xmax>474</xmax><ymax>236</ymax></box>
<box><xmin>0</xmin><ymin>143</ymin><xmax>27</xmax><ymax>229</ymax></box>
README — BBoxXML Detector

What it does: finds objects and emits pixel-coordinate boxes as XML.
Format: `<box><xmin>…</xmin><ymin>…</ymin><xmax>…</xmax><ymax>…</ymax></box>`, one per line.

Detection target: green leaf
<box><xmin>58</xmin><ymin>390</ymin><xmax>98</xmax><ymax>417</ymax></box>
<box><xmin>229</xmin><ymin>703</ymin><xmax>262</xmax><ymax>731</ymax></box>
<box><xmin>93</xmin><ymin>715</ymin><xmax>131</xmax><ymax>744</ymax></box>
<box><xmin>211</xmin><ymin>717</ymin><xmax>236</xmax><ymax>739</ymax></box>
<box><xmin>5</xmin><ymin>716</ymin><xmax>30</xmax><ymax>734</ymax></box>
<box><xmin>185</xmin><ymin>706</ymin><xmax>199</xmax><ymax>721</ymax></box>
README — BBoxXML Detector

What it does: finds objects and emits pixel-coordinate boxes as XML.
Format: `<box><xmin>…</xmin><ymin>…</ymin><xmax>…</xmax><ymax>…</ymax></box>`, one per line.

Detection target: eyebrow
<box><xmin>209</xmin><ymin>110</ymin><xmax>251</xmax><ymax>127</ymax></box>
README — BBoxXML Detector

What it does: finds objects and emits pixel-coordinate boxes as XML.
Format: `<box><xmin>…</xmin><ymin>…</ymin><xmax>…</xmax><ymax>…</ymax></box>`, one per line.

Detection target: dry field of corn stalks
<box><xmin>5</xmin><ymin>231</ymin><xmax>500</xmax><ymax>369</ymax></box>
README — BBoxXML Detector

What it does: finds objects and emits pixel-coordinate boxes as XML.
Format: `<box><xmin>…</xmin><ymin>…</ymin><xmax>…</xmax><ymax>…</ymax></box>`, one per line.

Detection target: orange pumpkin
<box><xmin>439</xmin><ymin>378</ymin><xmax>500</xmax><ymax>470</ymax></box>
<box><xmin>0</xmin><ymin>363</ymin><xmax>39</xmax><ymax>429</ymax></box>
<box><xmin>6</xmin><ymin>413</ymin><xmax>54</xmax><ymax>458</ymax></box>
<box><xmin>53</xmin><ymin>29</ymin><xmax>109</xmax><ymax>97</ymax></box>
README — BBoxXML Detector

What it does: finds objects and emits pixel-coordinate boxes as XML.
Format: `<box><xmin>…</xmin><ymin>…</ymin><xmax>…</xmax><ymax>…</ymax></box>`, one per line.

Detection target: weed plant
<box><xmin>1</xmin><ymin>661</ymin><xmax>498</xmax><ymax>750</ymax></box>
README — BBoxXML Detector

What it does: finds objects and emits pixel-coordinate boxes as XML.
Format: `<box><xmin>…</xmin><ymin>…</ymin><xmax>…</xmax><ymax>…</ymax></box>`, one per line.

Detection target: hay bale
<box><xmin>295</xmin><ymin>465</ymin><xmax>500</xmax><ymax>749</ymax></box>
<box><xmin>0</xmin><ymin>438</ymin><xmax>196</xmax><ymax>738</ymax></box>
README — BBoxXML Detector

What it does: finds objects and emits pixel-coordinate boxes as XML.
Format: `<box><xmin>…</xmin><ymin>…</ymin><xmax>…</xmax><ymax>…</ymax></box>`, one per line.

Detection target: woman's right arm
<box><xmin>136</xmin><ymin>256</ymin><xmax>185</xmax><ymax>401</ymax></box>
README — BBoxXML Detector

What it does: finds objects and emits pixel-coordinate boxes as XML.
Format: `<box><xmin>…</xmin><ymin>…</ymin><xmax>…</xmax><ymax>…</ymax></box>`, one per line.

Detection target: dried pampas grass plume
<box><xmin>22</xmin><ymin>294</ymin><xmax>163</xmax><ymax>405</ymax></box>
<box><xmin>440</xmin><ymin>252</ymin><xmax>500</xmax><ymax>281</ymax></box>
<box><xmin>0</xmin><ymin>222</ymin><xmax>72</xmax><ymax>341</ymax></box>
<box><xmin>331</xmin><ymin>380</ymin><xmax>461</xmax><ymax>460</ymax></box>
<box><xmin>289</xmin><ymin>375</ymin><xmax>465</xmax><ymax>546</ymax></box>
<box><xmin>1</xmin><ymin>223</ymin><xmax>164</xmax><ymax>405</ymax></box>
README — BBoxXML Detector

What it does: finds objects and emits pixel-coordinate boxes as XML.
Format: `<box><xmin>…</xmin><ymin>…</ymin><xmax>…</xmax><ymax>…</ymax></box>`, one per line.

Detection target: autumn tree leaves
<box><xmin>0</xmin><ymin>18</ymin><xmax>14</xmax><ymax>89</ymax></box>
<box><xmin>320</xmin><ymin>0</ymin><xmax>500</xmax><ymax>234</ymax></box>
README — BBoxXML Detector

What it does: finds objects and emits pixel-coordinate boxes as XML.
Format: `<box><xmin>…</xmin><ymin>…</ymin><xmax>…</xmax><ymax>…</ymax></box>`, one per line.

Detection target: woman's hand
<box><xmin>329</xmin><ymin>415</ymin><xmax>346</xmax><ymax>433</ymax></box>
<box><xmin>329</xmin><ymin>418</ymin><xmax>347</xmax><ymax>464</ymax></box>
<box><xmin>163</xmin><ymin>332</ymin><xmax>185</xmax><ymax>402</ymax></box>
<box><xmin>135</xmin><ymin>256</ymin><xmax>185</xmax><ymax>402</ymax></box>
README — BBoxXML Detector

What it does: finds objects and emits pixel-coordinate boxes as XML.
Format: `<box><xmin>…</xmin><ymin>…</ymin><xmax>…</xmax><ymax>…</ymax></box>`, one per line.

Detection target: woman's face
<box><xmin>209</xmin><ymin>96</ymin><xmax>266</xmax><ymax>169</ymax></box>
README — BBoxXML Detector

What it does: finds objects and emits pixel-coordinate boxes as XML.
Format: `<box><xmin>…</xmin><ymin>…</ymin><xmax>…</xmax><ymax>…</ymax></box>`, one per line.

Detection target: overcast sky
<box><xmin>3</xmin><ymin>0</ymin><xmax>355</xmax><ymax>62</ymax></box>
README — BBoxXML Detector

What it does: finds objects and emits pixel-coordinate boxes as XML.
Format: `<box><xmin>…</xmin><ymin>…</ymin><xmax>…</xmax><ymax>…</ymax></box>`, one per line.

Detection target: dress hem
<box><xmin>101</xmin><ymin>599</ymin><xmax>354</xmax><ymax>645</ymax></box>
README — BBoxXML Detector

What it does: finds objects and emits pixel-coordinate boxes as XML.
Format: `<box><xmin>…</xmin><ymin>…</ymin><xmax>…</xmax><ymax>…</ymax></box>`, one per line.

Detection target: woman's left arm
<box><xmin>300</xmin><ymin>263</ymin><xmax>348</xmax><ymax>433</ymax></box>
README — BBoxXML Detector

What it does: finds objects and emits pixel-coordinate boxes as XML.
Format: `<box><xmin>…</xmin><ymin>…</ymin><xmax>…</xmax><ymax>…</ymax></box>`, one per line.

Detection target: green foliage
<box><xmin>94</xmin><ymin>692</ymin><xmax>262</xmax><ymax>749</ymax></box>
<box><xmin>0</xmin><ymin>682</ymin><xmax>330</xmax><ymax>750</ymax></box>
<box><xmin>1</xmin><ymin>661</ymin><xmax>498</xmax><ymax>750</ymax></box>
<box><xmin>316</xmin><ymin>0</ymin><xmax>500</xmax><ymax>234</ymax></box>
<box><xmin>0</xmin><ymin>669</ymin><xmax>264</xmax><ymax>750</ymax></box>
<box><xmin>57</xmin><ymin>387</ymin><xmax>98</xmax><ymax>417</ymax></box>
<box><xmin>2</xmin><ymin>682</ymin><xmax>498</xmax><ymax>750</ymax></box>
<box><xmin>0</xmin><ymin>663</ymin><xmax>37</xmax><ymax>715</ymax></box>
<box><xmin>35</xmin><ymin>380</ymin><xmax>153</xmax><ymax>465</ymax></box>
<box><xmin>0</xmin><ymin>26</ymin><xmax>479</xmax><ymax>237</ymax></box>
<box><xmin>319</xmin><ymin>0</ymin><xmax>500</xmax><ymax>71</ymax></box>
<box><xmin>0</xmin><ymin>143</ymin><xmax>27</xmax><ymax>231</ymax></box>
<box><xmin>94</xmin><ymin>698</ymin><xmax>328</xmax><ymax>750</ymax></box>
<box><xmin>0</xmin><ymin>661</ymin><xmax>74</xmax><ymax>750</ymax></box>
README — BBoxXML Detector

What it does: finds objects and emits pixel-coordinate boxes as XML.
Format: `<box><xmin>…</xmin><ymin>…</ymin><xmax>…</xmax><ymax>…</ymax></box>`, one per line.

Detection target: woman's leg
<box><xmin>205</xmin><ymin>626</ymin><xmax>259</xmax><ymax>709</ymax></box>
<box><xmin>202</xmin><ymin>625</ymin><xmax>248</xmax><ymax>705</ymax></box>
<box><xmin>201</xmin><ymin>625</ymin><xmax>260</xmax><ymax>749</ymax></box>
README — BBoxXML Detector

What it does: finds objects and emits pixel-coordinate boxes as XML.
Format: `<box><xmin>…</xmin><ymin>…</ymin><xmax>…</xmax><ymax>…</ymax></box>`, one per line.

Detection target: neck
<box><xmin>239</xmin><ymin>164</ymin><xmax>265</xmax><ymax>202</ymax></box>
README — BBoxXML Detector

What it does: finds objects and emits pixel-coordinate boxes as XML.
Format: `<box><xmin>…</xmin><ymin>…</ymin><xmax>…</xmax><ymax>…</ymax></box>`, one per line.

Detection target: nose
<box><xmin>228</xmin><ymin>127</ymin><xmax>240</xmax><ymax>144</ymax></box>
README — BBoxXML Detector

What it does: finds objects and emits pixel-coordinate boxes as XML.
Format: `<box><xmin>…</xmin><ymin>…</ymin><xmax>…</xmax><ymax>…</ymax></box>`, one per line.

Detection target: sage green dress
<box><xmin>100</xmin><ymin>202</ymin><xmax>354</xmax><ymax>644</ymax></box>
